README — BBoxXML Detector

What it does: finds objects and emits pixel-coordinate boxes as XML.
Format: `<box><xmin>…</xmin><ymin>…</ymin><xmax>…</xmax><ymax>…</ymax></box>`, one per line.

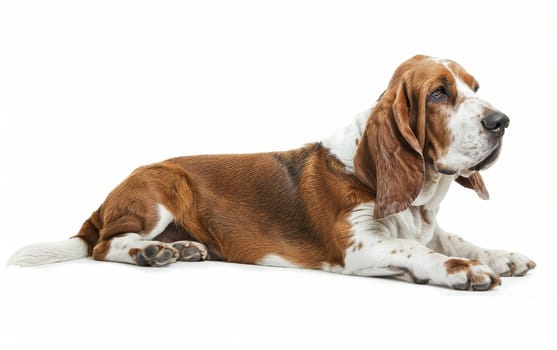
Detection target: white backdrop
<box><xmin>1</xmin><ymin>0</ymin><xmax>556</xmax><ymax>348</ymax></box>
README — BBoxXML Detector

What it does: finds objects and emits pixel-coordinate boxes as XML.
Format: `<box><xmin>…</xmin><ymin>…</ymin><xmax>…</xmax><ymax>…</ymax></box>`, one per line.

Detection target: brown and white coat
<box><xmin>9</xmin><ymin>55</ymin><xmax>535</xmax><ymax>290</ymax></box>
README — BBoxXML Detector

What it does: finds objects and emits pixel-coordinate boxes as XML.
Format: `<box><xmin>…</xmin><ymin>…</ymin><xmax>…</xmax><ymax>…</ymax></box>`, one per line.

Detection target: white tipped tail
<box><xmin>7</xmin><ymin>237</ymin><xmax>89</xmax><ymax>266</ymax></box>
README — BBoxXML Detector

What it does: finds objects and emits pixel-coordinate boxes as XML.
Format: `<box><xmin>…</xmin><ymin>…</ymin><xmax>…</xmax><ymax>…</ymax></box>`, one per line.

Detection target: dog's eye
<box><xmin>429</xmin><ymin>87</ymin><xmax>448</xmax><ymax>102</ymax></box>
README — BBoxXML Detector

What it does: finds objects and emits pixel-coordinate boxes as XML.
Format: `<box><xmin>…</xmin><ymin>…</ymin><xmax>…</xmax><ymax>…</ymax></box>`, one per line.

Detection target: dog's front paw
<box><xmin>444</xmin><ymin>258</ymin><xmax>501</xmax><ymax>291</ymax></box>
<box><xmin>477</xmin><ymin>250</ymin><xmax>536</xmax><ymax>277</ymax></box>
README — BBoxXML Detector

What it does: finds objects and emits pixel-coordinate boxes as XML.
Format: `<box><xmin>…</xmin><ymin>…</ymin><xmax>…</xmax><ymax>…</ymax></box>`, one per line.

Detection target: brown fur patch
<box><xmin>77</xmin><ymin>143</ymin><xmax>373</xmax><ymax>268</ymax></box>
<box><xmin>444</xmin><ymin>258</ymin><xmax>480</xmax><ymax>274</ymax></box>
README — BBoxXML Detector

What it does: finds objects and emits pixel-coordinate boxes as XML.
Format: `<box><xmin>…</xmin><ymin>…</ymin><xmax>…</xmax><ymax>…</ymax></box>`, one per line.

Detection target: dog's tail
<box><xmin>7</xmin><ymin>208</ymin><xmax>102</xmax><ymax>267</ymax></box>
<box><xmin>7</xmin><ymin>238</ymin><xmax>89</xmax><ymax>266</ymax></box>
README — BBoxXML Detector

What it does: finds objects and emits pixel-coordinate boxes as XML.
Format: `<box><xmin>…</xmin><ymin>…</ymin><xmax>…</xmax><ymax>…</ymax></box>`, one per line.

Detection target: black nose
<box><xmin>481</xmin><ymin>111</ymin><xmax>510</xmax><ymax>135</ymax></box>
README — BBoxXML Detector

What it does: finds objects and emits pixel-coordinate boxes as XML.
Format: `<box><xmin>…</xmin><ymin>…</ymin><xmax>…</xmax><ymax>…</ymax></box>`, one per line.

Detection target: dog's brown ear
<box><xmin>455</xmin><ymin>172</ymin><xmax>490</xmax><ymax>200</ymax></box>
<box><xmin>354</xmin><ymin>82</ymin><xmax>425</xmax><ymax>219</ymax></box>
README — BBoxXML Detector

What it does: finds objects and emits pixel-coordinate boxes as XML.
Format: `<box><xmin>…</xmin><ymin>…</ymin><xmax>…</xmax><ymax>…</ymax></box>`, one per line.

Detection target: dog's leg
<box><xmin>428</xmin><ymin>227</ymin><xmax>536</xmax><ymax>277</ymax></box>
<box><xmin>90</xmin><ymin>202</ymin><xmax>169</xmax><ymax>266</ymax></box>
<box><xmin>94</xmin><ymin>235</ymin><xmax>210</xmax><ymax>266</ymax></box>
<box><xmin>91</xmin><ymin>203</ymin><xmax>211</xmax><ymax>266</ymax></box>
<box><xmin>94</xmin><ymin>233</ymin><xmax>179</xmax><ymax>266</ymax></box>
<box><xmin>91</xmin><ymin>203</ymin><xmax>177</xmax><ymax>266</ymax></box>
<box><xmin>92</xmin><ymin>199</ymin><xmax>214</xmax><ymax>267</ymax></box>
<box><xmin>341</xmin><ymin>234</ymin><xmax>501</xmax><ymax>290</ymax></box>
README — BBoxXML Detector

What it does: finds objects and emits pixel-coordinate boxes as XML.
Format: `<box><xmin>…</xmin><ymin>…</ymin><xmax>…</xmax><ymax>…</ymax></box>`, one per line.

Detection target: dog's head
<box><xmin>354</xmin><ymin>55</ymin><xmax>509</xmax><ymax>218</ymax></box>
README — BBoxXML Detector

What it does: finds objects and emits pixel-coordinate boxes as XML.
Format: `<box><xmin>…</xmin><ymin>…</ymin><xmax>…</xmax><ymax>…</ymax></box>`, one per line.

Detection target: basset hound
<box><xmin>9</xmin><ymin>55</ymin><xmax>536</xmax><ymax>290</ymax></box>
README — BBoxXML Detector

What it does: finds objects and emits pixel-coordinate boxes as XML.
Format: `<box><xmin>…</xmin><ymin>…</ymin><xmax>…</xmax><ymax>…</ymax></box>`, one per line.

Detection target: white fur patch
<box><xmin>340</xmin><ymin>202</ymin><xmax>437</xmax><ymax>275</ymax></box>
<box><xmin>257</xmin><ymin>254</ymin><xmax>300</xmax><ymax>268</ymax></box>
<box><xmin>146</xmin><ymin>203</ymin><xmax>175</xmax><ymax>239</ymax></box>
<box><xmin>104</xmin><ymin>233</ymin><xmax>147</xmax><ymax>264</ymax></box>
<box><xmin>322</xmin><ymin>108</ymin><xmax>370</xmax><ymax>172</ymax></box>
<box><xmin>413</xmin><ymin>173</ymin><xmax>455</xmax><ymax>210</ymax></box>
<box><xmin>7</xmin><ymin>237</ymin><xmax>88</xmax><ymax>267</ymax></box>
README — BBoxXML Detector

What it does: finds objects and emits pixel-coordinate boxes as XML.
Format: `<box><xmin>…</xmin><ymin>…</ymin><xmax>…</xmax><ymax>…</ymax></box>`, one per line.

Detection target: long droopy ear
<box><xmin>354</xmin><ymin>81</ymin><xmax>425</xmax><ymax>219</ymax></box>
<box><xmin>455</xmin><ymin>172</ymin><xmax>490</xmax><ymax>200</ymax></box>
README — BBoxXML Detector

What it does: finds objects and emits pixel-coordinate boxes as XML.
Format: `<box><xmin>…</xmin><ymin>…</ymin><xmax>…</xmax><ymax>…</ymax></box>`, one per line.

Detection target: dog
<box><xmin>8</xmin><ymin>55</ymin><xmax>535</xmax><ymax>290</ymax></box>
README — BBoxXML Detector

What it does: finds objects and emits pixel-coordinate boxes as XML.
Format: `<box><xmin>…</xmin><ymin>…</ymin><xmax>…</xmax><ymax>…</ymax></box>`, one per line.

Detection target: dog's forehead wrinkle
<box><xmin>455</xmin><ymin>78</ymin><xmax>480</xmax><ymax>102</ymax></box>
<box><xmin>433</xmin><ymin>58</ymin><xmax>478</xmax><ymax>101</ymax></box>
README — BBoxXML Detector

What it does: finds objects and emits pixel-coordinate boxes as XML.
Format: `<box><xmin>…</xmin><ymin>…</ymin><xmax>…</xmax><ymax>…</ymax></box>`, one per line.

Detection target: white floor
<box><xmin>1</xmin><ymin>1</ymin><xmax>555</xmax><ymax>348</ymax></box>
<box><xmin>1</xmin><ymin>253</ymin><xmax>554</xmax><ymax>349</ymax></box>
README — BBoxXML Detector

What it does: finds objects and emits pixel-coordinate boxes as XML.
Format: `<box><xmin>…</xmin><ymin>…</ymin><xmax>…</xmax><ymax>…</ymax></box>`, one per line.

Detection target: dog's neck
<box><xmin>413</xmin><ymin>170</ymin><xmax>455</xmax><ymax>209</ymax></box>
<box><xmin>322</xmin><ymin>107</ymin><xmax>455</xmax><ymax>211</ymax></box>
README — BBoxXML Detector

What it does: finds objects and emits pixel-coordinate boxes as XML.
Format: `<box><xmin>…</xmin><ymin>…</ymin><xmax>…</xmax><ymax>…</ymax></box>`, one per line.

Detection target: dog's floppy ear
<box><xmin>455</xmin><ymin>172</ymin><xmax>490</xmax><ymax>200</ymax></box>
<box><xmin>354</xmin><ymin>79</ymin><xmax>425</xmax><ymax>219</ymax></box>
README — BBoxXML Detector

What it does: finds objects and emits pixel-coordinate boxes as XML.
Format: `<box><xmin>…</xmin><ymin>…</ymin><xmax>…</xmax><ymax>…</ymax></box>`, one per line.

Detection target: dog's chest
<box><xmin>347</xmin><ymin>174</ymin><xmax>454</xmax><ymax>246</ymax></box>
<box><xmin>348</xmin><ymin>203</ymin><xmax>438</xmax><ymax>245</ymax></box>
<box><xmin>336</xmin><ymin>203</ymin><xmax>439</xmax><ymax>275</ymax></box>
<box><xmin>378</xmin><ymin>206</ymin><xmax>437</xmax><ymax>244</ymax></box>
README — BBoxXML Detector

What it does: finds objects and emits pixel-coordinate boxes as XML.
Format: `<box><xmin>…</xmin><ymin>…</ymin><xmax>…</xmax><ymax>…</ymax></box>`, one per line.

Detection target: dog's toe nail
<box><xmin>472</xmin><ymin>281</ymin><xmax>491</xmax><ymax>291</ymax></box>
